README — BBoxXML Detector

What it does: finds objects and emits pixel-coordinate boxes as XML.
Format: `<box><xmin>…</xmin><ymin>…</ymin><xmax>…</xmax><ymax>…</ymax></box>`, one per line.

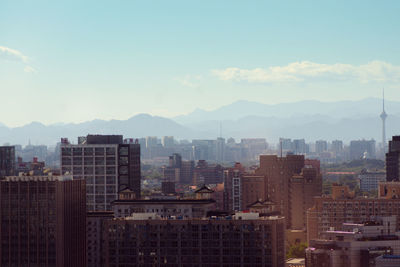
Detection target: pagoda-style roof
<box><xmin>247</xmin><ymin>199</ymin><xmax>275</xmax><ymax>208</ymax></box>
<box><xmin>195</xmin><ymin>185</ymin><xmax>214</xmax><ymax>194</ymax></box>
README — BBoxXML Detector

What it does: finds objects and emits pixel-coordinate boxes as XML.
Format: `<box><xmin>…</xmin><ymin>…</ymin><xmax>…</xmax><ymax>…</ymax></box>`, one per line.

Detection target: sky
<box><xmin>1</xmin><ymin>0</ymin><xmax>400</xmax><ymax>127</ymax></box>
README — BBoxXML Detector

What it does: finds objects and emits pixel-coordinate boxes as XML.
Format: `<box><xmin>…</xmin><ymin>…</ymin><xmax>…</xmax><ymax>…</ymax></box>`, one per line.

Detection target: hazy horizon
<box><xmin>2</xmin><ymin>1</ymin><xmax>400</xmax><ymax>127</ymax></box>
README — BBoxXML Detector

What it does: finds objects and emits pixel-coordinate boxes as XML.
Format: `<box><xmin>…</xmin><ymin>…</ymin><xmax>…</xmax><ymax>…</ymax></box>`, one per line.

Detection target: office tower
<box><xmin>381</xmin><ymin>89</ymin><xmax>388</xmax><ymax>154</ymax></box>
<box><xmin>349</xmin><ymin>139</ymin><xmax>376</xmax><ymax>159</ymax></box>
<box><xmin>0</xmin><ymin>146</ymin><xmax>15</xmax><ymax>178</ymax></box>
<box><xmin>161</xmin><ymin>136</ymin><xmax>174</xmax><ymax>147</ymax></box>
<box><xmin>315</xmin><ymin>140</ymin><xmax>328</xmax><ymax>153</ymax></box>
<box><xmin>240</xmin><ymin>138</ymin><xmax>268</xmax><ymax>160</ymax></box>
<box><xmin>0</xmin><ymin>175</ymin><xmax>86</xmax><ymax>267</ymax></box>
<box><xmin>254</xmin><ymin>155</ymin><xmax>322</xmax><ymax>229</ymax></box>
<box><xmin>386</xmin><ymin>136</ymin><xmax>400</xmax><ymax>181</ymax></box>
<box><xmin>60</xmin><ymin>135</ymin><xmax>141</xmax><ymax>211</ymax></box>
<box><xmin>102</xmin><ymin>212</ymin><xmax>285</xmax><ymax>267</ymax></box>
<box><xmin>306</xmin><ymin>216</ymin><xmax>400</xmax><ymax>267</ymax></box>
<box><xmin>216</xmin><ymin>137</ymin><xmax>225</xmax><ymax>162</ymax></box>
<box><xmin>307</xmin><ymin>183</ymin><xmax>400</xmax><ymax>242</ymax></box>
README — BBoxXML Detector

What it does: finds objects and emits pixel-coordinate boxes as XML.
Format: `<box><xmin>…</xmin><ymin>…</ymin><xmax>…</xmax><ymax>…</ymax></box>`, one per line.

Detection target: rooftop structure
<box><xmin>306</xmin><ymin>216</ymin><xmax>400</xmax><ymax>267</ymax></box>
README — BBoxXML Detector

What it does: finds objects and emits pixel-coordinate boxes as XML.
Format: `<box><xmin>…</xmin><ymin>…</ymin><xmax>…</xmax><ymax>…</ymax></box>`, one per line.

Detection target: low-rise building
<box><xmin>307</xmin><ymin>184</ymin><xmax>400</xmax><ymax>242</ymax></box>
<box><xmin>306</xmin><ymin>216</ymin><xmax>400</xmax><ymax>267</ymax></box>
<box><xmin>112</xmin><ymin>189</ymin><xmax>216</xmax><ymax>219</ymax></box>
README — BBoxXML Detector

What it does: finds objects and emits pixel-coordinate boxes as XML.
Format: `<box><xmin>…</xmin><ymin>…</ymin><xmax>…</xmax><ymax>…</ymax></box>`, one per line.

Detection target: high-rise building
<box><xmin>161</xmin><ymin>136</ymin><xmax>174</xmax><ymax>147</ymax></box>
<box><xmin>292</xmin><ymin>139</ymin><xmax>308</xmax><ymax>154</ymax></box>
<box><xmin>0</xmin><ymin>175</ymin><xmax>86</xmax><ymax>267</ymax></box>
<box><xmin>330</xmin><ymin>140</ymin><xmax>343</xmax><ymax>153</ymax></box>
<box><xmin>60</xmin><ymin>135</ymin><xmax>141</xmax><ymax>211</ymax></box>
<box><xmin>180</xmin><ymin>160</ymin><xmax>194</xmax><ymax>184</ymax></box>
<box><xmin>193</xmin><ymin>160</ymin><xmax>223</xmax><ymax>185</ymax></box>
<box><xmin>216</xmin><ymin>137</ymin><xmax>225</xmax><ymax>162</ymax></box>
<box><xmin>0</xmin><ymin>146</ymin><xmax>15</xmax><ymax>178</ymax></box>
<box><xmin>349</xmin><ymin>139</ymin><xmax>376</xmax><ymax>159</ymax></box>
<box><xmin>145</xmin><ymin>136</ymin><xmax>158</xmax><ymax>148</ymax></box>
<box><xmin>102</xmin><ymin>212</ymin><xmax>285</xmax><ymax>267</ymax></box>
<box><xmin>381</xmin><ymin>88</ymin><xmax>388</xmax><ymax>154</ymax></box>
<box><xmin>315</xmin><ymin>140</ymin><xmax>328</xmax><ymax>153</ymax></box>
<box><xmin>254</xmin><ymin>155</ymin><xmax>322</xmax><ymax>229</ymax></box>
<box><xmin>386</xmin><ymin>136</ymin><xmax>400</xmax><ymax>181</ymax></box>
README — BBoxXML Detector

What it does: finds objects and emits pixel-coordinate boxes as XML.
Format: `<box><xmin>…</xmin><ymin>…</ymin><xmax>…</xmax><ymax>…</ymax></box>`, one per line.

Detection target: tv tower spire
<box><xmin>380</xmin><ymin>88</ymin><xmax>388</xmax><ymax>153</ymax></box>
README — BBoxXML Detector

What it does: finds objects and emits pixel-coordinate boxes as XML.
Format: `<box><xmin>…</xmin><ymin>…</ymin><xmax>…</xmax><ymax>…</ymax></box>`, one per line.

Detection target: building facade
<box><xmin>0</xmin><ymin>175</ymin><xmax>86</xmax><ymax>267</ymax></box>
<box><xmin>306</xmin><ymin>217</ymin><xmax>400</xmax><ymax>267</ymax></box>
<box><xmin>60</xmin><ymin>135</ymin><xmax>141</xmax><ymax>211</ymax></box>
<box><xmin>0</xmin><ymin>146</ymin><xmax>15</xmax><ymax>178</ymax></box>
<box><xmin>307</xmin><ymin>184</ymin><xmax>400</xmax><ymax>242</ymax></box>
<box><xmin>386</xmin><ymin>136</ymin><xmax>400</xmax><ymax>182</ymax></box>
<box><xmin>359</xmin><ymin>169</ymin><xmax>386</xmax><ymax>192</ymax></box>
<box><xmin>102</xmin><ymin>213</ymin><xmax>285</xmax><ymax>267</ymax></box>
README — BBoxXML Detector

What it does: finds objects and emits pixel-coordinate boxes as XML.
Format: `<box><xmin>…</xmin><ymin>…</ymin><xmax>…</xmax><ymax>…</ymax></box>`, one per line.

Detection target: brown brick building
<box><xmin>0</xmin><ymin>175</ymin><xmax>86</xmax><ymax>267</ymax></box>
<box><xmin>307</xmin><ymin>184</ymin><xmax>400</xmax><ymax>242</ymax></box>
<box><xmin>102</xmin><ymin>213</ymin><xmax>285</xmax><ymax>267</ymax></box>
<box><xmin>253</xmin><ymin>155</ymin><xmax>322</xmax><ymax>229</ymax></box>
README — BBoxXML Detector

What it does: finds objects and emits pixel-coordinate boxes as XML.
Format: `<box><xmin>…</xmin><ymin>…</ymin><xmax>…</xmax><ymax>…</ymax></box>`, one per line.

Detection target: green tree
<box><xmin>286</xmin><ymin>242</ymin><xmax>307</xmax><ymax>259</ymax></box>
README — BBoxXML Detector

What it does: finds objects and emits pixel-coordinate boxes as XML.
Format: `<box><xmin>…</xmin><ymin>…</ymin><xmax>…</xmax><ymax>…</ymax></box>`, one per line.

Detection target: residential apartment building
<box><xmin>254</xmin><ymin>155</ymin><xmax>322</xmax><ymax>229</ymax></box>
<box><xmin>306</xmin><ymin>216</ymin><xmax>400</xmax><ymax>267</ymax></box>
<box><xmin>60</xmin><ymin>135</ymin><xmax>141</xmax><ymax>211</ymax></box>
<box><xmin>0</xmin><ymin>175</ymin><xmax>86</xmax><ymax>267</ymax></box>
<box><xmin>307</xmin><ymin>184</ymin><xmax>400</xmax><ymax>242</ymax></box>
<box><xmin>102</xmin><ymin>212</ymin><xmax>285</xmax><ymax>267</ymax></box>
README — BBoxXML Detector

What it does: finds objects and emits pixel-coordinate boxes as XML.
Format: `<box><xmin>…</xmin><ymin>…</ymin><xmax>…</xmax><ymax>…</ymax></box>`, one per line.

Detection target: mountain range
<box><xmin>1</xmin><ymin>98</ymin><xmax>399</xmax><ymax>146</ymax></box>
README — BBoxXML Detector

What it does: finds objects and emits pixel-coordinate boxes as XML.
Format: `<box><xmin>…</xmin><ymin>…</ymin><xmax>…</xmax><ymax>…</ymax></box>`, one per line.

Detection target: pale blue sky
<box><xmin>1</xmin><ymin>0</ymin><xmax>400</xmax><ymax>126</ymax></box>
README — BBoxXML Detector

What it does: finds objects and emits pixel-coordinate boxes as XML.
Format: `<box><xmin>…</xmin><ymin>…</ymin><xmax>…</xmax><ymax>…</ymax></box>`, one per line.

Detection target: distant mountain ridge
<box><xmin>0</xmin><ymin>98</ymin><xmax>399</xmax><ymax>146</ymax></box>
<box><xmin>174</xmin><ymin>98</ymin><xmax>400</xmax><ymax>124</ymax></box>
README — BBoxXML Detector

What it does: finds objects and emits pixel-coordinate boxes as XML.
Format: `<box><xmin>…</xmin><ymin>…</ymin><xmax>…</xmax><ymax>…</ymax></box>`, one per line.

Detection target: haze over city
<box><xmin>1</xmin><ymin>1</ymin><xmax>400</xmax><ymax>127</ymax></box>
<box><xmin>2</xmin><ymin>1</ymin><xmax>400</xmax><ymax>267</ymax></box>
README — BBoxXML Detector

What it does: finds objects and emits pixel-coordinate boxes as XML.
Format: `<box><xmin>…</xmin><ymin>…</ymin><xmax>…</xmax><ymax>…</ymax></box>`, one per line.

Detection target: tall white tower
<box><xmin>380</xmin><ymin>88</ymin><xmax>388</xmax><ymax>153</ymax></box>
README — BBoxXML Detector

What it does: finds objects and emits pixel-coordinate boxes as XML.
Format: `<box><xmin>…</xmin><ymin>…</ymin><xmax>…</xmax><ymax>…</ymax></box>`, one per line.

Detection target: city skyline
<box><xmin>1</xmin><ymin>1</ymin><xmax>400</xmax><ymax>126</ymax></box>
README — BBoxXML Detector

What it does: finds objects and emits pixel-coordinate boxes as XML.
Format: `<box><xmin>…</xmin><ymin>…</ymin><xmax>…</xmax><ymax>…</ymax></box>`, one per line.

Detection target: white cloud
<box><xmin>0</xmin><ymin>46</ymin><xmax>28</xmax><ymax>63</ymax></box>
<box><xmin>24</xmin><ymin>65</ymin><xmax>36</xmax><ymax>73</ymax></box>
<box><xmin>174</xmin><ymin>75</ymin><xmax>202</xmax><ymax>88</ymax></box>
<box><xmin>212</xmin><ymin>61</ymin><xmax>400</xmax><ymax>83</ymax></box>
<box><xmin>0</xmin><ymin>46</ymin><xmax>35</xmax><ymax>73</ymax></box>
